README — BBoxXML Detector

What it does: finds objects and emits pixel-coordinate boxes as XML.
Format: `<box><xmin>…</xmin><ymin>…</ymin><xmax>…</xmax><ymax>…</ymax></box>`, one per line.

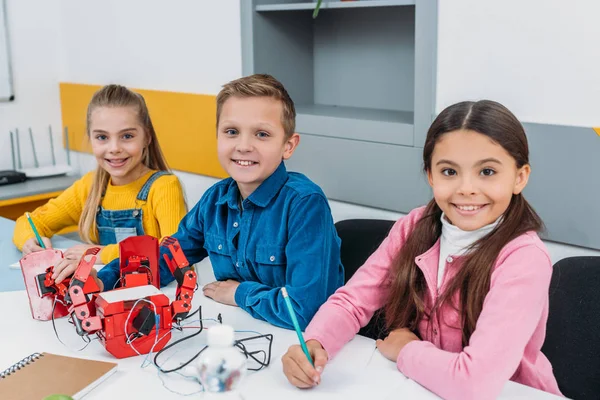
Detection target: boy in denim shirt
<box><xmin>98</xmin><ymin>74</ymin><xmax>344</xmax><ymax>330</ymax></box>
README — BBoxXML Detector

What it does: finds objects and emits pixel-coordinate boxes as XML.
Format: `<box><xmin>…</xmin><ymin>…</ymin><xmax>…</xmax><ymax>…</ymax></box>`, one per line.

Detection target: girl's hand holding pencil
<box><xmin>21</xmin><ymin>236</ymin><xmax>53</xmax><ymax>255</ymax></box>
<box><xmin>21</xmin><ymin>212</ymin><xmax>53</xmax><ymax>255</ymax></box>
<box><xmin>282</xmin><ymin>339</ymin><xmax>329</xmax><ymax>389</ymax></box>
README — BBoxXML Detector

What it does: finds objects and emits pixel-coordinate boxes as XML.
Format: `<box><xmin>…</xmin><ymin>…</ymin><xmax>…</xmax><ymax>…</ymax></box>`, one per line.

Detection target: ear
<box><xmin>513</xmin><ymin>164</ymin><xmax>531</xmax><ymax>195</ymax></box>
<box><xmin>282</xmin><ymin>133</ymin><xmax>300</xmax><ymax>160</ymax></box>
<box><xmin>427</xmin><ymin>169</ymin><xmax>434</xmax><ymax>188</ymax></box>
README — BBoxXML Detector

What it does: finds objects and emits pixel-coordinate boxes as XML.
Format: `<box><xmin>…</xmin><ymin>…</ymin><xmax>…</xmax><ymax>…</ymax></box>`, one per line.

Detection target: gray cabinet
<box><xmin>241</xmin><ymin>0</ymin><xmax>438</xmax><ymax>211</ymax></box>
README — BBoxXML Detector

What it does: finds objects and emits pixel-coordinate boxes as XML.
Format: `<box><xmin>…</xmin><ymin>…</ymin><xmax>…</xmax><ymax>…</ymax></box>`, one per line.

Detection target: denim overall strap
<box><xmin>136</xmin><ymin>171</ymin><xmax>171</xmax><ymax>201</ymax></box>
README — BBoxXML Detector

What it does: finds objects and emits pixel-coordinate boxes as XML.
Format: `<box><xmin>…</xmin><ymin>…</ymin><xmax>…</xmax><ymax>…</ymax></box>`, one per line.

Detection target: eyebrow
<box><xmin>220</xmin><ymin>120</ymin><xmax>276</xmax><ymax>130</ymax></box>
<box><xmin>436</xmin><ymin>159</ymin><xmax>459</xmax><ymax>167</ymax></box>
<box><xmin>436</xmin><ymin>158</ymin><xmax>503</xmax><ymax>167</ymax></box>
<box><xmin>92</xmin><ymin>128</ymin><xmax>138</xmax><ymax>134</ymax></box>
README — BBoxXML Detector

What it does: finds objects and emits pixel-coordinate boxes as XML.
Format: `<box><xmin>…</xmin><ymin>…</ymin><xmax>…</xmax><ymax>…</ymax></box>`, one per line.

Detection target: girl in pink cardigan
<box><xmin>282</xmin><ymin>100</ymin><xmax>562</xmax><ymax>399</ymax></box>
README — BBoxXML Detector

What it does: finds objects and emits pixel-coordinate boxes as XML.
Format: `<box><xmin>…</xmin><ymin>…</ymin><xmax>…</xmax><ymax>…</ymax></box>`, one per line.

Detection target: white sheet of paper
<box><xmin>9</xmin><ymin>248</ymin><xmax>104</xmax><ymax>269</ymax></box>
<box><xmin>240</xmin><ymin>356</ymin><xmax>407</xmax><ymax>400</ymax></box>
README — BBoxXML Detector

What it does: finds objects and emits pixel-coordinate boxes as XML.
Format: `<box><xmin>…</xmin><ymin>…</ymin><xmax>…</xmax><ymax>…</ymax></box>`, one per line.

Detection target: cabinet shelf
<box><xmin>296</xmin><ymin>104</ymin><xmax>413</xmax><ymax>146</ymax></box>
<box><xmin>256</xmin><ymin>1</ymin><xmax>416</xmax><ymax>12</ymax></box>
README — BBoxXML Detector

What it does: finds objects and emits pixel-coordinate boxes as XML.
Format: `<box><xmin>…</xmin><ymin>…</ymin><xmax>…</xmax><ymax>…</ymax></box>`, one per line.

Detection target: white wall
<box><xmin>0</xmin><ymin>0</ymin><xmax>65</xmax><ymax>171</ymax></box>
<box><xmin>436</xmin><ymin>0</ymin><xmax>600</xmax><ymax>127</ymax></box>
<box><xmin>57</xmin><ymin>0</ymin><xmax>243</xmax><ymax>208</ymax></box>
<box><xmin>58</xmin><ymin>0</ymin><xmax>241</xmax><ymax>94</ymax></box>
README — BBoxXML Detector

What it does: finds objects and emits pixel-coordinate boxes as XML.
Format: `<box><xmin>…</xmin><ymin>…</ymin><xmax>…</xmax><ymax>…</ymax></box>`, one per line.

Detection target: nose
<box><xmin>457</xmin><ymin>175</ymin><xmax>477</xmax><ymax>196</ymax></box>
<box><xmin>107</xmin><ymin>138</ymin><xmax>122</xmax><ymax>154</ymax></box>
<box><xmin>235</xmin><ymin>133</ymin><xmax>253</xmax><ymax>153</ymax></box>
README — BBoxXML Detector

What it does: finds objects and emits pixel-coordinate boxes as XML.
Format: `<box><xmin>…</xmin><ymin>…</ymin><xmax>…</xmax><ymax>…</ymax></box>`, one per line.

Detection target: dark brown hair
<box><xmin>216</xmin><ymin>74</ymin><xmax>296</xmax><ymax>138</ymax></box>
<box><xmin>384</xmin><ymin>100</ymin><xmax>543</xmax><ymax>345</ymax></box>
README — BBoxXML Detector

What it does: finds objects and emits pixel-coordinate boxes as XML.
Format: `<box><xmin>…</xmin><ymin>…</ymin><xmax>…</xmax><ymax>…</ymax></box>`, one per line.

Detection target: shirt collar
<box><xmin>440</xmin><ymin>212</ymin><xmax>501</xmax><ymax>250</ymax></box>
<box><xmin>215</xmin><ymin>162</ymin><xmax>289</xmax><ymax>209</ymax></box>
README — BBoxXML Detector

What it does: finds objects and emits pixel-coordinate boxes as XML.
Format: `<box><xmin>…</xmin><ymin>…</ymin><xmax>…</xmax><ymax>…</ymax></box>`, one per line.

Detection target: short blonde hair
<box><xmin>216</xmin><ymin>74</ymin><xmax>296</xmax><ymax>138</ymax></box>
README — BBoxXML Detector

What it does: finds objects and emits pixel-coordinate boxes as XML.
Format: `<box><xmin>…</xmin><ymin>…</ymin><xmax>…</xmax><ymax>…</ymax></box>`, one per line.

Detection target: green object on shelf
<box><xmin>43</xmin><ymin>395</ymin><xmax>73</xmax><ymax>400</ymax></box>
<box><xmin>313</xmin><ymin>0</ymin><xmax>323</xmax><ymax>18</ymax></box>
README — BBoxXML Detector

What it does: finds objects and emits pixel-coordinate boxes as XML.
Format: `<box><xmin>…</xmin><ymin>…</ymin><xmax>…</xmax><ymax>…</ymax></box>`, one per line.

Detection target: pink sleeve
<box><xmin>397</xmin><ymin>243</ymin><xmax>553</xmax><ymax>400</ymax></box>
<box><xmin>304</xmin><ymin>207</ymin><xmax>425</xmax><ymax>359</ymax></box>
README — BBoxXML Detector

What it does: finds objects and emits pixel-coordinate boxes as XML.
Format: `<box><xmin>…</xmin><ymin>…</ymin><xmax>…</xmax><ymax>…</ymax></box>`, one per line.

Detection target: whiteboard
<box><xmin>0</xmin><ymin>0</ymin><xmax>13</xmax><ymax>101</ymax></box>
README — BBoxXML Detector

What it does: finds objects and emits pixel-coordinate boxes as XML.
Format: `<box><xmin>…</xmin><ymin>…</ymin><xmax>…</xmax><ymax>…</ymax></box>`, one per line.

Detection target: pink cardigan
<box><xmin>305</xmin><ymin>207</ymin><xmax>562</xmax><ymax>400</ymax></box>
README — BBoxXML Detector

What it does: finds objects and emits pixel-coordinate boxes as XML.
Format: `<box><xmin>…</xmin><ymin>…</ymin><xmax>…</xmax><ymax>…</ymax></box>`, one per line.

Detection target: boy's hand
<box><xmin>22</xmin><ymin>237</ymin><xmax>52</xmax><ymax>255</ymax></box>
<box><xmin>63</xmin><ymin>244</ymin><xmax>104</xmax><ymax>260</ymax></box>
<box><xmin>203</xmin><ymin>280</ymin><xmax>240</xmax><ymax>306</ymax></box>
<box><xmin>90</xmin><ymin>268</ymin><xmax>104</xmax><ymax>292</ymax></box>
<box><xmin>282</xmin><ymin>339</ymin><xmax>328</xmax><ymax>388</ymax></box>
<box><xmin>376</xmin><ymin>327</ymin><xmax>420</xmax><ymax>362</ymax></box>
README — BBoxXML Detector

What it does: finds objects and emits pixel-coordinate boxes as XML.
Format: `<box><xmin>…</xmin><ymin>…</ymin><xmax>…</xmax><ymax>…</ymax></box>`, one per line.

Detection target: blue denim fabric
<box><xmin>99</xmin><ymin>163</ymin><xmax>344</xmax><ymax>330</ymax></box>
<box><xmin>95</xmin><ymin>171</ymin><xmax>171</xmax><ymax>245</ymax></box>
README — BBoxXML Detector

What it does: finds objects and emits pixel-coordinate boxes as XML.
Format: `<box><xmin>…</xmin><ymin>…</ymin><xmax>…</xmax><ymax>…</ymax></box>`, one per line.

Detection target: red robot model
<box><xmin>20</xmin><ymin>235</ymin><xmax>197</xmax><ymax>359</ymax></box>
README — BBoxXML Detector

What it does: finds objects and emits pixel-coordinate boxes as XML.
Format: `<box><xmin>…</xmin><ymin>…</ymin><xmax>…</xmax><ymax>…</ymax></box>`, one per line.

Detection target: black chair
<box><xmin>541</xmin><ymin>256</ymin><xmax>600</xmax><ymax>400</ymax></box>
<box><xmin>335</xmin><ymin>219</ymin><xmax>395</xmax><ymax>340</ymax></box>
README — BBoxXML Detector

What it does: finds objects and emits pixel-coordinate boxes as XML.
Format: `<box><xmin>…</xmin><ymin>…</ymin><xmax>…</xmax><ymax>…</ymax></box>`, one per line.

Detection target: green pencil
<box><xmin>25</xmin><ymin>212</ymin><xmax>45</xmax><ymax>249</ymax></box>
<box><xmin>281</xmin><ymin>287</ymin><xmax>314</xmax><ymax>367</ymax></box>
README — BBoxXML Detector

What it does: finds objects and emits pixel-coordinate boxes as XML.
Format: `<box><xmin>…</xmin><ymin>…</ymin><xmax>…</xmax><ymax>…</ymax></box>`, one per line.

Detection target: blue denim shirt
<box><xmin>99</xmin><ymin>162</ymin><xmax>344</xmax><ymax>330</ymax></box>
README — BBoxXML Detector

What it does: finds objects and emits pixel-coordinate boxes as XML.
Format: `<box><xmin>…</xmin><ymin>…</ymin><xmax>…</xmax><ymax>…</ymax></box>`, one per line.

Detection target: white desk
<box><xmin>0</xmin><ymin>259</ymin><xmax>563</xmax><ymax>400</ymax></box>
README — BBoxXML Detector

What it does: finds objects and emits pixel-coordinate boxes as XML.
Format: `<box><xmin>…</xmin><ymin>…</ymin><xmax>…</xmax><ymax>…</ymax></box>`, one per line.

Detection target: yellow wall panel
<box><xmin>594</xmin><ymin>127</ymin><xmax>600</xmax><ymax>137</ymax></box>
<box><xmin>59</xmin><ymin>83</ymin><xmax>227</xmax><ymax>179</ymax></box>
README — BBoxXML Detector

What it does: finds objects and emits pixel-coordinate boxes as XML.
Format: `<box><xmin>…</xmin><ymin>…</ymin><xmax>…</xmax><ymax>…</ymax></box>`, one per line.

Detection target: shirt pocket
<box><xmin>203</xmin><ymin>233</ymin><xmax>234</xmax><ymax>277</ymax></box>
<box><xmin>254</xmin><ymin>244</ymin><xmax>287</xmax><ymax>285</ymax></box>
<box><xmin>114</xmin><ymin>227</ymin><xmax>138</xmax><ymax>243</ymax></box>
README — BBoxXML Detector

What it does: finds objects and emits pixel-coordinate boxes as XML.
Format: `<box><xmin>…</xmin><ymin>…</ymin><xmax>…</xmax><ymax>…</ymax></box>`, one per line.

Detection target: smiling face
<box><xmin>89</xmin><ymin>106</ymin><xmax>149</xmax><ymax>186</ymax></box>
<box><xmin>427</xmin><ymin>129</ymin><xmax>530</xmax><ymax>231</ymax></box>
<box><xmin>217</xmin><ymin>96</ymin><xmax>299</xmax><ymax>199</ymax></box>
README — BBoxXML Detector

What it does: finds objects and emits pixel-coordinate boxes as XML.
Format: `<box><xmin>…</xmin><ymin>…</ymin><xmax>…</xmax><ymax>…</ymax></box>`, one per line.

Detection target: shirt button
<box><xmin>269</xmin><ymin>255</ymin><xmax>275</xmax><ymax>262</ymax></box>
<box><xmin>233</xmin><ymin>222</ymin><xmax>239</xmax><ymax>228</ymax></box>
<box><xmin>446</xmin><ymin>256</ymin><xmax>453</xmax><ymax>263</ymax></box>
<box><xmin>236</xmin><ymin>261</ymin><xmax>239</xmax><ymax>267</ymax></box>
<box><xmin>433</xmin><ymin>328</ymin><xmax>438</xmax><ymax>335</ymax></box>
<box><xmin>218</xmin><ymin>244</ymin><xmax>223</xmax><ymax>250</ymax></box>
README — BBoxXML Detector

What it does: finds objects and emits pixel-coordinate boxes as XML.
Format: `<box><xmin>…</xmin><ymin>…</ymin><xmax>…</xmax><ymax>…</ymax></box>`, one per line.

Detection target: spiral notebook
<box><xmin>0</xmin><ymin>352</ymin><xmax>118</xmax><ymax>400</ymax></box>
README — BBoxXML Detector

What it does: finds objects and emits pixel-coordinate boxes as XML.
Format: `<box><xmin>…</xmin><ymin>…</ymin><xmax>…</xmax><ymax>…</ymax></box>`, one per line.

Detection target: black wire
<box><xmin>52</xmin><ymin>297</ymin><xmax>95</xmax><ymax>351</ymax></box>
<box><xmin>234</xmin><ymin>334</ymin><xmax>274</xmax><ymax>371</ymax></box>
<box><xmin>153</xmin><ymin>305</ymin><xmax>205</xmax><ymax>373</ymax></box>
<box><xmin>154</xmin><ymin>306</ymin><xmax>274</xmax><ymax>374</ymax></box>
<box><xmin>183</xmin><ymin>305</ymin><xmax>200</xmax><ymax>321</ymax></box>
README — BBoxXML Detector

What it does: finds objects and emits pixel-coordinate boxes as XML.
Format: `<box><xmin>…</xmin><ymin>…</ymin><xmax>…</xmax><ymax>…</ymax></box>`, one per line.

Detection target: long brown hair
<box><xmin>384</xmin><ymin>100</ymin><xmax>543</xmax><ymax>345</ymax></box>
<box><xmin>79</xmin><ymin>84</ymin><xmax>170</xmax><ymax>243</ymax></box>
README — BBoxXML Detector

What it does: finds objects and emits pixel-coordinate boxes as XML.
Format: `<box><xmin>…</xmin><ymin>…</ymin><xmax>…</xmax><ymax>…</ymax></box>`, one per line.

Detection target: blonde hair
<box><xmin>216</xmin><ymin>74</ymin><xmax>296</xmax><ymax>138</ymax></box>
<box><xmin>79</xmin><ymin>84</ymin><xmax>170</xmax><ymax>244</ymax></box>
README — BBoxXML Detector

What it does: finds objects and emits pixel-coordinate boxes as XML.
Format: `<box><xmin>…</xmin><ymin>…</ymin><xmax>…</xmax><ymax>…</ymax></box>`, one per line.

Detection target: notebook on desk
<box><xmin>0</xmin><ymin>352</ymin><xmax>117</xmax><ymax>400</ymax></box>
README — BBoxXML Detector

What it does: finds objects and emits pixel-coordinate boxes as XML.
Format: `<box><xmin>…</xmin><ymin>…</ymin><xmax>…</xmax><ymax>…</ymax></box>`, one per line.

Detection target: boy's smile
<box><xmin>217</xmin><ymin>96</ymin><xmax>299</xmax><ymax>199</ymax></box>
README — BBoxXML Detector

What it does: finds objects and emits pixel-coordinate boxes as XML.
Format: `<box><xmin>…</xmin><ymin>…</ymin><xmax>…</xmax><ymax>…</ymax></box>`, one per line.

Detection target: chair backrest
<box><xmin>335</xmin><ymin>219</ymin><xmax>395</xmax><ymax>339</ymax></box>
<box><xmin>335</xmin><ymin>219</ymin><xmax>395</xmax><ymax>284</ymax></box>
<box><xmin>541</xmin><ymin>256</ymin><xmax>600</xmax><ymax>400</ymax></box>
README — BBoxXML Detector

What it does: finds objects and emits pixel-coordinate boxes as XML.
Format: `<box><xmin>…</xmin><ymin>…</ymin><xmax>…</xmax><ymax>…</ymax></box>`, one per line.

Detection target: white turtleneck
<box><xmin>438</xmin><ymin>213</ymin><xmax>500</xmax><ymax>288</ymax></box>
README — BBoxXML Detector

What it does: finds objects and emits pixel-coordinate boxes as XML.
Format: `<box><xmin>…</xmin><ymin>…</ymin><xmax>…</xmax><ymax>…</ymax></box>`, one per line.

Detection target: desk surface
<box><xmin>0</xmin><ymin>216</ymin><xmax>80</xmax><ymax>292</ymax></box>
<box><xmin>0</xmin><ymin>174</ymin><xmax>80</xmax><ymax>201</ymax></box>
<box><xmin>0</xmin><ymin>217</ymin><xmax>563</xmax><ymax>399</ymax></box>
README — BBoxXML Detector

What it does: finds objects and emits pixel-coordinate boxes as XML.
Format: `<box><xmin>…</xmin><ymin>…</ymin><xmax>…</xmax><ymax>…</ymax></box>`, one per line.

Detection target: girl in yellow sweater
<box><xmin>13</xmin><ymin>84</ymin><xmax>187</xmax><ymax>284</ymax></box>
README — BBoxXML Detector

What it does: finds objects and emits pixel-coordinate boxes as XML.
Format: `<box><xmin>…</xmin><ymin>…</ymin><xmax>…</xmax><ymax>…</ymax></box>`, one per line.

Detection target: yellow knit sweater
<box><xmin>13</xmin><ymin>170</ymin><xmax>187</xmax><ymax>264</ymax></box>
